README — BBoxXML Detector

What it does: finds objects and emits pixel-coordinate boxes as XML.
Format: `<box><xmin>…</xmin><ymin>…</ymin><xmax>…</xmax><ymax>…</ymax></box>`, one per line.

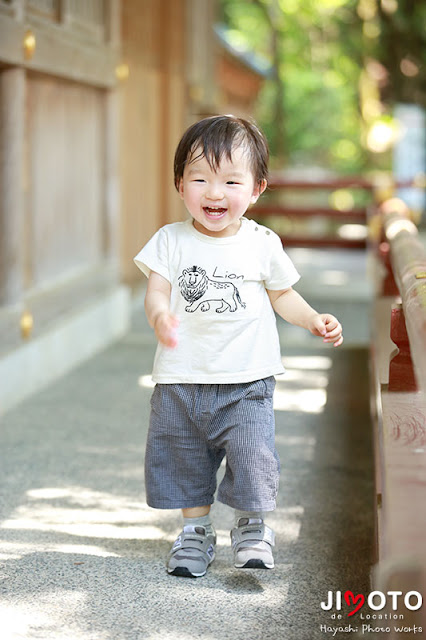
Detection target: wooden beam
<box><xmin>0</xmin><ymin>14</ymin><xmax>118</xmax><ymax>88</ymax></box>
<box><xmin>277</xmin><ymin>235</ymin><xmax>367</xmax><ymax>250</ymax></box>
<box><xmin>250</xmin><ymin>205</ymin><xmax>367</xmax><ymax>222</ymax></box>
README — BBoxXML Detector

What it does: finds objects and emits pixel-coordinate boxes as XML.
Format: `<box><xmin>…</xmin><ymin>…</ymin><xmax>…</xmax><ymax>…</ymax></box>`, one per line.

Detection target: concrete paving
<box><xmin>0</xmin><ymin>251</ymin><xmax>375</xmax><ymax>640</ymax></box>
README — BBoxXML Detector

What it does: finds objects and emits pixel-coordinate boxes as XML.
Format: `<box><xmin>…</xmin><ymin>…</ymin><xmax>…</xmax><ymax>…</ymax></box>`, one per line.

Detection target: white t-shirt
<box><xmin>134</xmin><ymin>217</ymin><xmax>300</xmax><ymax>383</ymax></box>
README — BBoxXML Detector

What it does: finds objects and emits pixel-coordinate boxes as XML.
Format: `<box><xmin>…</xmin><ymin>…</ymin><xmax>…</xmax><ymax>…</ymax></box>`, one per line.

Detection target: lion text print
<box><xmin>178</xmin><ymin>266</ymin><xmax>246</xmax><ymax>314</ymax></box>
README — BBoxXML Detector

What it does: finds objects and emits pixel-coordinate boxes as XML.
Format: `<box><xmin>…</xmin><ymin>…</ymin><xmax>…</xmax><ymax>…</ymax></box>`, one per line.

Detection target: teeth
<box><xmin>205</xmin><ymin>207</ymin><xmax>226</xmax><ymax>214</ymax></box>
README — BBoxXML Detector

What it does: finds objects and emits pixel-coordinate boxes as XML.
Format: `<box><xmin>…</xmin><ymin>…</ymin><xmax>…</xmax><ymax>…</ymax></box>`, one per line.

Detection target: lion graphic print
<box><xmin>178</xmin><ymin>266</ymin><xmax>246</xmax><ymax>313</ymax></box>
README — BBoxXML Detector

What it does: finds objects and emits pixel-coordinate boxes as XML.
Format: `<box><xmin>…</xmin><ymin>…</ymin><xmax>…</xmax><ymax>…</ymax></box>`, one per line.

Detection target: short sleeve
<box><xmin>133</xmin><ymin>227</ymin><xmax>170</xmax><ymax>282</ymax></box>
<box><xmin>264</xmin><ymin>232</ymin><xmax>301</xmax><ymax>290</ymax></box>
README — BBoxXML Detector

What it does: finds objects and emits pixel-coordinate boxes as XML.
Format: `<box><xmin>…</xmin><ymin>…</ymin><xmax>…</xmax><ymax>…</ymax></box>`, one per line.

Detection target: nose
<box><xmin>205</xmin><ymin>182</ymin><xmax>224</xmax><ymax>200</ymax></box>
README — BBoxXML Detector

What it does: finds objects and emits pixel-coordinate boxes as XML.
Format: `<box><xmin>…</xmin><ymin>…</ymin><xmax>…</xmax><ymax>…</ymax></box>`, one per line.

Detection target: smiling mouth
<box><xmin>203</xmin><ymin>207</ymin><xmax>227</xmax><ymax>217</ymax></box>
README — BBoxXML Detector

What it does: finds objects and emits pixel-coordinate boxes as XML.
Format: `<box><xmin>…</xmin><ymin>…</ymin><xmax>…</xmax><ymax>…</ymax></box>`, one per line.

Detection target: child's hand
<box><xmin>309</xmin><ymin>313</ymin><xmax>343</xmax><ymax>347</ymax></box>
<box><xmin>153</xmin><ymin>312</ymin><xmax>179</xmax><ymax>348</ymax></box>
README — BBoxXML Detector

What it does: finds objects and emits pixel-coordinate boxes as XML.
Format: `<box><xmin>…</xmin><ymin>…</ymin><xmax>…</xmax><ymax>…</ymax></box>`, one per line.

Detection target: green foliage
<box><xmin>376</xmin><ymin>0</ymin><xmax>426</xmax><ymax>107</ymax></box>
<box><xmin>219</xmin><ymin>0</ymin><xmax>370</xmax><ymax>173</ymax></box>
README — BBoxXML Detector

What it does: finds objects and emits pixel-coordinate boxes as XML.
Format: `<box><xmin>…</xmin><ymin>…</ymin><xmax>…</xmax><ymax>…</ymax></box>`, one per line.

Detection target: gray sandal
<box><xmin>167</xmin><ymin>525</ymin><xmax>216</xmax><ymax>578</ymax></box>
<box><xmin>231</xmin><ymin>518</ymin><xmax>275</xmax><ymax>569</ymax></box>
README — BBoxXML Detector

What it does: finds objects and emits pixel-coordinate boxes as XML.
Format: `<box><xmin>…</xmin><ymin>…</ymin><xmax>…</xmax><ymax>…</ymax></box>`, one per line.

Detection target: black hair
<box><xmin>173</xmin><ymin>115</ymin><xmax>269</xmax><ymax>190</ymax></box>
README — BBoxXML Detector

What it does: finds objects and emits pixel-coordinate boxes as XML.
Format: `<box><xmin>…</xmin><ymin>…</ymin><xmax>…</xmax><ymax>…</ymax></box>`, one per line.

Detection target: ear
<box><xmin>250</xmin><ymin>179</ymin><xmax>267</xmax><ymax>205</ymax></box>
<box><xmin>178</xmin><ymin>179</ymin><xmax>184</xmax><ymax>200</ymax></box>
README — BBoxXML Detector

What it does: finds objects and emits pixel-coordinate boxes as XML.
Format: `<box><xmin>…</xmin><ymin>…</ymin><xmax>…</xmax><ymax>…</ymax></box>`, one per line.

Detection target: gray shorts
<box><xmin>145</xmin><ymin>377</ymin><xmax>279</xmax><ymax>511</ymax></box>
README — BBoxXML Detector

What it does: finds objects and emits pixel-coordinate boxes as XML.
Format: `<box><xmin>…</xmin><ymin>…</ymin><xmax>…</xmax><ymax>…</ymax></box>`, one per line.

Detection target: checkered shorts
<box><xmin>145</xmin><ymin>377</ymin><xmax>279</xmax><ymax>511</ymax></box>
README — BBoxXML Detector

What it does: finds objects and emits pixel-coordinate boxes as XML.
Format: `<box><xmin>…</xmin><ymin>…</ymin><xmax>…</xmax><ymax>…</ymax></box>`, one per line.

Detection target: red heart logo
<box><xmin>344</xmin><ymin>590</ymin><xmax>365</xmax><ymax>616</ymax></box>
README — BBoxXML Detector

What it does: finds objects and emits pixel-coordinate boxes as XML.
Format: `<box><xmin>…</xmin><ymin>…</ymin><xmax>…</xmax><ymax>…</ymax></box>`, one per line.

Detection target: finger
<box><xmin>333</xmin><ymin>335</ymin><xmax>344</xmax><ymax>347</ymax></box>
<box><xmin>325</xmin><ymin>326</ymin><xmax>342</xmax><ymax>339</ymax></box>
<box><xmin>167</xmin><ymin>336</ymin><xmax>178</xmax><ymax>348</ymax></box>
<box><xmin>162</xmin><ymin>333</ymin><xmax>178</xmax><ymax>349</ymax></box>
<box><xmin>325</xmin><ymin>318</ymin><xmax>342</xmax><ymax>331</ymax></box>
<box><xmin>323</xmin><ymin>331</ymin><xmax>343</xmax><ymax>343</ymax></box>
<box><xmin>324</xmin><ymin>317</ymin><xmax>339</xmax><ymax>330</ymax></box>
<box><xmin>167</xmin><ymin>322</ymin><xmax>179</xmax><ymax>347</ymax></box>
<box><xmin>323</xmin><ymin>329</ymin><xmax>343</xmax><ymax>342</ymax></box>
<box><xmin>169</xmin><ymin>328</ymin><xmax>178</xmax><ymax>347</ymax></box>
<box><xmin>156</xmin><ymin>324</ymin><xmax>177</xmax><ymax>348</ymax></box>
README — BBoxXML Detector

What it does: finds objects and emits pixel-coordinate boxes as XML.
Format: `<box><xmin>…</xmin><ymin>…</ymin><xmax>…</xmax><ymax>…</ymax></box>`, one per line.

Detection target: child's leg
<box><xmin>215</xmin><ymin>378</ymin><xmax>279</xmax><ymax>512</ymax></box>
<box><xmin>147</xmin><ymin>384</ymin><xmax>224</xmax><ymax>578</ymax></box>
<box><xmin>206</xmin><ymin>377</ymin><xmax>278</xmax><ymax>569</ymax></box>
<box><xmin>182</xmin><ymin>505</ymin><xmax>215</xmax><ymax>536</ymax></box>
<box><xmin>182</xmin><ymin>506</ymin><xmax>211</xmax><ymax>518</ymax></box>
<box><xmin>234</xmin><ymin>509</ymin><xmax>263</xmax><ymax>523</ymax></box>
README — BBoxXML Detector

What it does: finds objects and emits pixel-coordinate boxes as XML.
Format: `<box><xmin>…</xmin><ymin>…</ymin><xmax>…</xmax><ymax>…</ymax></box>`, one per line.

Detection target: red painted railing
<box><xmin>380</xmin><ymin>198</ymin><xmax>426</xmax><ymax>392</ymax></box>
<box><xmin>370</xmin><ymin>197</ymin><xmax>426</xmax><ymax>634</ymax></box>
<box><xmin>248</xmin><ymin>175</ymin><xmax>422</xmax><ymax>250</ymax></box>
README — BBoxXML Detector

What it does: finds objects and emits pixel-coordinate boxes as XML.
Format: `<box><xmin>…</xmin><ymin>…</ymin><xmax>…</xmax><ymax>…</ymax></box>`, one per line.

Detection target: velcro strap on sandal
<box><xmin>171</xmin><ymin>526</ymin><xmax>215</xmax><ymax>554</ymax></box>
<box><xmin>231</xmin><ymin>522</ymin><xmax>275</xmax><ymax>549</ymax></box>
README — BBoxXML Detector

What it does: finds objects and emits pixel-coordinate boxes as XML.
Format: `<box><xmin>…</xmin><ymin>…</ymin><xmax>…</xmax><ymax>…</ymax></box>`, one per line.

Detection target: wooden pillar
<box><xmin>12</xmin><ymin>0</ymin><xmax>25</xmax><ymax>22</ymax></box>
<box><xmin>158</xmin><ymin>0</ymin><xmax>187</xmax><ymax>227</ymax></box>
<box><xmin>107</xmin><ymin>0</ymin><xmax>121</xmax><ymax>47</ymax></box>
<box><xmin>104</xmin><ymin>89</ymin><xmax>120</xmax><ymax>268</ymax></box>
<box><xmin>104</xmin><ymin>0</ymin><xmax>120</xmax><ymax>267</ymax></box>
<box><xmin>0</xmin><ymin>67</ymin><xmax>25</xmax><ymax>306</ymax></box>
<box><xmin>158</xmin><ymin>0</ymin><xmax>171</xmax><ymax>228</ymax></box>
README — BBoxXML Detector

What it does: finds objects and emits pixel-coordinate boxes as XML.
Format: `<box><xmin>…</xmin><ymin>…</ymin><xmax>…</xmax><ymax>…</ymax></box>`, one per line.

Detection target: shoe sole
<box><xmin>235</xmin><ymin>559</ymin><xmax>274</xmax><ymax>569</ymax></box>
<box><xmin>167</xmin><ymin>552</ymin><xmax>215</xmax><ymax>578</ymax></box>
<box><xmin>168</xmin><ymin>566</ymin><xmax>206</xmax><ymax>578</ymax></box>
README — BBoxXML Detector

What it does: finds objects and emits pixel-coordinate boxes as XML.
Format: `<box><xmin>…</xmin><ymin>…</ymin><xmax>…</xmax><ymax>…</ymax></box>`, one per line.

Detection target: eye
<box><xmin>226</xmin><ymin>181</ymin><xmax>239</xmax><ymax>185</ymax></box>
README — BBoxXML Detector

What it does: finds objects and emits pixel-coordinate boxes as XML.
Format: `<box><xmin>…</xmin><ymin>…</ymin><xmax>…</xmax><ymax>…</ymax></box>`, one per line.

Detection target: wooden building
<box><xmin>215</xmin><ymin>23</ymin><xmax>271</xmax><ymax>120</ymax></box>
<box><xmin>0</xmin><ymin>0</ymin><xmax>266</xmax><ymax>412</ymax></box>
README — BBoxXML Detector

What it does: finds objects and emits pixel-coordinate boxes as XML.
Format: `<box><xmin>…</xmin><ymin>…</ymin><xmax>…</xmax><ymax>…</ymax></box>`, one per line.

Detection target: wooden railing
<box><xmin>249</xmin><ymin>176</ymin><xmax>421</xmax><ymax>250</ymax></box>
<box><xmin>248</xmin><ymin>175</ymin><xmax>372</xmax><ymax>249</ymax></box>
<box><xmin>370</xmin><ymin>197</ymin><xmax>426</xmax><ymax>635</ymax></box>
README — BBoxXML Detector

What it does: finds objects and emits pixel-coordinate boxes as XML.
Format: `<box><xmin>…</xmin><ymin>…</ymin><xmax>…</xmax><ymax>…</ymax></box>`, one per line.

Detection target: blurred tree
<box><xmin>374</xmin><ymin>0</ymin><xmax>425</xmax><ymax>107</ymax></box>
<box><xmin>250</xmin><ymin>0</ymin><xmax>286</xmax><ymax>162</ymax></box>
<box><xmin>355</xmin><ymin>0</ymin><xmax>425</xmax><ymax>169</ymax></box>
<box><xmin>219</xmin><ymin>0</ymin><xmax>425</xmax><ymax>173</ymax></box>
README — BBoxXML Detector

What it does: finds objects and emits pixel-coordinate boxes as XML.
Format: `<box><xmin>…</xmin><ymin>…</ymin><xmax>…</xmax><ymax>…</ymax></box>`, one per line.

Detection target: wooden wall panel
<box><xmin>119</xmin><ymin>0</ymin><xmax>188</xmax><ymax>285</ymax></box>
<box><xmin>119</xmin><ymin>1</ymin><xmax>161</xmax><ymax>284</ymax></box>
<box><xmin>27</xmin><ymin>73</ymin><xmax>104</xmax><ymax>288</ymax></box>
<box><xmin>166</xmin><ymin>72</ymin><xmax>186</xmax><ymax>224</ymax></box>
<box><xmin>163</xmin><ymin>0</ymin><xmax>187</xmax><ymax>226</ymax></box>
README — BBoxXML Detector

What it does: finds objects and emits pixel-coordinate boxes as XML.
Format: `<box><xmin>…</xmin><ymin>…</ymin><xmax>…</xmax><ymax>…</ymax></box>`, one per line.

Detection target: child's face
<box><xmin>178</xmin><ymin>145</ymin><xmax>266</xmax><ymax>238</ymax></box>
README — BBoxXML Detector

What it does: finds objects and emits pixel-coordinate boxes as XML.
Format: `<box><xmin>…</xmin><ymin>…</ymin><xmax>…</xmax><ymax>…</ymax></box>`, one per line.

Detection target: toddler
<box><xmin>134</xmin><ymin>115</ymin><xmax>343</xmax><ymax>578</ymax></box>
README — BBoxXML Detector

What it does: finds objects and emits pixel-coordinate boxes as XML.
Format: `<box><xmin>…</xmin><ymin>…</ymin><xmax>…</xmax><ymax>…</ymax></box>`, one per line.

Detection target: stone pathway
<box><xmin>0</xmin><ymin>306</ymin><xmax>374</xmax><ymax>639</ymax></box>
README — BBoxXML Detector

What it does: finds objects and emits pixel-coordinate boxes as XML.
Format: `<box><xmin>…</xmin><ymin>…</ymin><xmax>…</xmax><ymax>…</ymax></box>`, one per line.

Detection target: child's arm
<box><xmin>267</xmin><ymin>287</ymin><xmax>343</xmax><ymax>347</ymax></box>
<box><xmin>145</xmin><ymin>271</ymin><xmax>179</xmax><ymax>348</ymax></box>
